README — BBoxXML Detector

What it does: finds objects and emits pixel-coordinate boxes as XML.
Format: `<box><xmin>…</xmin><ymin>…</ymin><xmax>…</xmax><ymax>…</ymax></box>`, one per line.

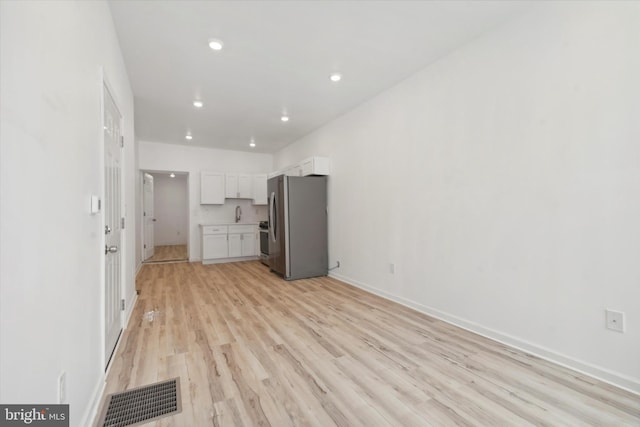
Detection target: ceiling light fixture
<box><xmin>249</xmin><ymin>138</ymin><xmax>256</xmax><ymax>148</ymax></box>
<box><xmin>330</xmin><ymin>73</ymin><xmax>342</xmax><ymax>82</ymax></box>
<box><xmin>193</xmin><ymin>100</ymin><xmax>203</xmax><ymax>108</ymax></box>
<box><xmin>185</xmin><ymin>134</ymin><xmax>193</xmax><ymax>140</ymax></box>
<box><xmin>208</xmin><ymin>39</ymin><xmax>224</xmax><ymax>51</ymax></box>
<box><xmin>281</xmin><ymin>115</ymin><xmax>289</xmax><ymax>122</ymax></box>
<box><xmin>170</xmin><ymin>173</ymin><xmax>176</xmax><ymax>178</ymax></box>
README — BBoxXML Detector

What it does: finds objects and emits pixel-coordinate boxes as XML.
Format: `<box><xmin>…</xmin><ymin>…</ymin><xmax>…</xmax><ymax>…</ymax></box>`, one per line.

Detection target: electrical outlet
<box><xmin>605</xmin><ymin>309</ymin><xmax>625</xmax><ymax>333</ymax></box>
<box><xmin>58</xmin><ymin>372</ymin><xmax>66</xmax><ymax>403</ymax></box>
<box><xmin>390</xmin><ymin>263</ymin><xmax>395</xmax><ymax>274</ymax></box>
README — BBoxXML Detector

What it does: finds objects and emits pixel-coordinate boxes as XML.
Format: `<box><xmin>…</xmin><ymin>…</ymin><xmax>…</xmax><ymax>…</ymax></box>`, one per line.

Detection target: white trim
<box><xmin>79</xmin><ymin>375</ymin><xmax>106</xmax><ymax>427</ymax></box>
<box><xmin>101</xmin><ymin>69</ymin><xmax>126</xmax><ymax>371</ymax></box>
<box><xmin>98</xmin><ymin>67</ymin><xmax>107</xmax><ymax>372</ymax></box>
<box><xmin>135</xmin><ymin>261</ymin><xmax>143</xmax><ymax>276</ymax></box>
<box><xmin>123</xmin><ymin>291</ymin><xmax>138</xmax><ymax>329</ymax></box>
<box><xmin>139</xmin><ymin>169</ymin><xmax>191</xmax><ymax>264</ymax></box>
<box><xmin>139</xmin><ymin>171</ymin><xmax>147</xmax><ymax>263</ymax></box>
<box><xmin>329</xmin><ymin>272</ymin><xmax>640</xmax><ymax>396</ymax></box>
<box><xmin>201</xmin><ymin>256</ymin><xmax>259</xmax><ymax>265</ymax></box>
<box><xmin>88</xmin><ymin>290</ymin><xmax>139</xmax><ymax>427</ymax></box>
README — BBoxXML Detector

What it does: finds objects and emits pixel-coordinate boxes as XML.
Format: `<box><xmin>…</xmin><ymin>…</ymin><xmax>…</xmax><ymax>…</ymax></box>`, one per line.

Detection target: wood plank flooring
<box><xmin>102</xmin><ymin>261</ymin><xmax>640</xmax><ymax>426</ymax></box>
<box><xmin>145</xmin><ymin>245</ymin><xmax>188</xmax><ymax>263</ymax></box>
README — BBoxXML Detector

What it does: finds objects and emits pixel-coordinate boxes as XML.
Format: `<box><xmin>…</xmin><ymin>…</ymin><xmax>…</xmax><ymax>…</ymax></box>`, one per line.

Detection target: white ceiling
<box><xmin>109</xmin><ymin>1</ymin><xmax>528</xmax><ymax>153</ymax></box>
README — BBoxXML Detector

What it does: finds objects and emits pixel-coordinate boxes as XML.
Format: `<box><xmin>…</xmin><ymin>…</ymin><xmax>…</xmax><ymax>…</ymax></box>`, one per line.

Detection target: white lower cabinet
<box><xmin>241</xmin><ymin>233</ymin><xmax>256</xmax><ymax>256</ymax></box>
<box><xmin>201</xmin><ymin>224</ymin><xmax>257</xmax><ymax>263</ymax></box>
<box><xmin>228</xmin><ymin>224</ymin><xmax>257</xmax><ymax>257</ymax></box>
<box><xmin>228</xmin><ymin>233</ymin><xmax>241</xmax><ymax>257</ymax></box>
<box><xmin>202</xmin><ymin>234</ymin><xmax>228</xmax><ymax>259</ymax></box>
<box><xmin>228</xmin><ymin>233</ymin><xmax>256</xmax><ymax>257</ymax></box>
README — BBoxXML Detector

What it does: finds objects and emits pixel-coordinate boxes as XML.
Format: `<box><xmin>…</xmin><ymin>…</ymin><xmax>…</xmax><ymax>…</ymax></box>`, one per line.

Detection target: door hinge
<box><xmin>120</xmin><ymin>136</ymin><xmax>124</xmax><ymax>148</ymax></box>
<box><xmin>144</xmin><ymin>244</ymin><xmax>147</xmax><ymax>248</ymax></box>
<box><xmin>121</xmin><ymin>299</ymin><xmax>125</xmax><ymax>311</ymax></box>
<box><xmin>143</xmin><ymin>211</ymin><xmax>146</xmax><ymax>217</ymax></box>
<box><xmin>121</xmin><ymin>217</ymin><xmax>125</xmax><ymax>229</ymax></box>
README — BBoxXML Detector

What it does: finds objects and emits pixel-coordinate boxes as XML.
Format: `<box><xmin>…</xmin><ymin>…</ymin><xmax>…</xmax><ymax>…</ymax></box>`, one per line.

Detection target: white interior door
<box><xmin>143</xmin><ymin>173</ymin><xmax>155</xmax><ymax>260</ymax></box>
<box><xmin>104</xmin><ymin>84</ymin><xmax>123</xmax><ymax>366</ymax></box>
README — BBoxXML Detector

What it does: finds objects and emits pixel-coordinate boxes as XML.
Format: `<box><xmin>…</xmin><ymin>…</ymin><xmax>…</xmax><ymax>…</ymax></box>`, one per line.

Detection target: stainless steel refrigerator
<box><xmin>268</xmin><ymin>175</ymin><xmax>328</xmax><ymax>280</ymax></box>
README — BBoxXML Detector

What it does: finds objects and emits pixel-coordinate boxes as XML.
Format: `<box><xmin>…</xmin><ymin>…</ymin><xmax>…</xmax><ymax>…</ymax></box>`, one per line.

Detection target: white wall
<box><xmin>138</xmin><ymin>141</ymin><xmax>272</xmax><ymax>263</ymax></box>
<box><xmin>275</xmin><ymin>2</ymin><xmax>640</xmax><ymax>393</ymax></box>
<box><xmin>0</xmin><ymin>1</ymin><xmax>136</xmax><ymax>425</ymax></box>
<box><xmin>151</xmin><ymin>173</ymin><xmax>188</xmax><ymax>246</ymax></box>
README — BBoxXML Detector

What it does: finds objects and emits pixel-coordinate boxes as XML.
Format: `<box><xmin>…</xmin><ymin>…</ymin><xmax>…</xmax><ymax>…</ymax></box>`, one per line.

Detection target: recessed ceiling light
<box><xmin>281</xmin><ymin>115</ymin><xmax>289</xmax><ymax>122</ymax></box>
<box><xmin>193</xmin><ymin>100</ymin><xmax>203</xmax><ymax>108</ymax></box>
<box><xmin>185</xmin><ymin>134</ymin><xmax>193</xmax><ymax>140</ymax></box>
<box><xmin>169</xmin><ymin>173</ymin><xmax>176</xmax><ymax>178</ymax></box>
<box><xmin>208</xmin><ymin>39</ymin><xmax>224</xmax><ymax>51</ymax></box>
<box><xmin>330</xmin><ymin>73</ymin><xmax>342</xmax><ymax>82</ymax></box>
<box><xmin>250</xmin><ymin>142</ymin><xmax>256</xmax><ymax>148</ymax></box>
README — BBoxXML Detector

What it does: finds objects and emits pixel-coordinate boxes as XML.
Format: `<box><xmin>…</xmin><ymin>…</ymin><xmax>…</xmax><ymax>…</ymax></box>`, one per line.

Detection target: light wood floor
<box><xmin>102</xmin><ymin>261</ymin><xmax>640</xmax><ymax>426</ymax></box>
<box><xmin>145</xmin><ymin>245</ymin><xmax>188</xmax><ymax>263</ymax></box>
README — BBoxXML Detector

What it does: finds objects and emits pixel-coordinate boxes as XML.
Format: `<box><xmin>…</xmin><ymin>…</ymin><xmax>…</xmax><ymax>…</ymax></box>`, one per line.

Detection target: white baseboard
<box><xmin>201</xmin><ymin>256</ymin><xmax>258</xmax><ymax>265</ymax></box>
<box><xmin>329</xmin><ymin>272</ymin><xmax>640</xmax><ymax>396</ymax></box>
<box><xmin>135</xmin><ymin>261</ymin><xmax>143</xmax><ymax>276</ymax></box>
<box><xmin>124</xmin><ymin>290</ymin><xmax>138</xmax><ymax>328</ymax></box>
<box><xmin>84</xmin><ymin>291</ymin><xmax>139</xmax><ymax>427</ymax></box>
<box><xmin>79</xmin><ymin>374</ymin><xmax>106</xmax><ymax>427</ymax></box>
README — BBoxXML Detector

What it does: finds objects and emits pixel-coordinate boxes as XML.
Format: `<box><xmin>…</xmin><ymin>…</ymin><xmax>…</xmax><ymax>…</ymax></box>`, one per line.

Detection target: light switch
<box><xmin>91</xmin><ymin>195</ymin><xmax>101</xmax><ymax>214</ymax></box>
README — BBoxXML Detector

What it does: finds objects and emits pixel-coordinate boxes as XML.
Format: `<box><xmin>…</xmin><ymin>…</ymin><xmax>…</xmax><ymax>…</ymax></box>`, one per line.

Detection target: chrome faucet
<box><xmin>235</xmin><ymin>205</ymin><xmax>242</xmax><ymax>223</ymax></box>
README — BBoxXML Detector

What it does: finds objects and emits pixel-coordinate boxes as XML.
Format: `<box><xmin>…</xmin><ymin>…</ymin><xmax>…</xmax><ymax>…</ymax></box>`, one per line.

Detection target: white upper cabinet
<box><xmin>252</xmin><ymin>174</ymin><xmax>268</xmax><ymax>205</ymax></box>
<box><xmin>238</xmin><ymin>174</ymin><xmax>252</xmax><ymax>198</ymax></box>
<box><xmin>202</xmin><ymin>159</ymin><xmax>328</xmax><ymax>205</ymax></box>
<box><xmin>285</xmin><ymin>165</ymin><xmax>303</xmax><ymax>177</ymax></box>
<box><xmin>201</xmin><ymin>172</ymin><xmax>225</xmax><ymax>204</ymax></box>
<box><xmin>225</xmin><ymin>173</ymin><xmax>237</xmax><ymax>198</ymax></box>
<box><xmin>225</xmin><ymin>173</ymin><xmax>252</xmax><ymax>199</ymax></box>
<box><xmin>270</xmin><ymin>156</ymin><xmax>331</xmax><ymax>178</ymax></box>
<box><xmin>300</xmin><ymin>157</ymin><xmax>330</xmax><ymax>176</ymax></box>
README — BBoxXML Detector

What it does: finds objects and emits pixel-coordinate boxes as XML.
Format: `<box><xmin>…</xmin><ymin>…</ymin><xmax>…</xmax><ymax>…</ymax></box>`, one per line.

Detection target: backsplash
<box><xmin>197</xmin><ymin>199</ymin><xmax>268</xmax><ymax>224</ymax></box>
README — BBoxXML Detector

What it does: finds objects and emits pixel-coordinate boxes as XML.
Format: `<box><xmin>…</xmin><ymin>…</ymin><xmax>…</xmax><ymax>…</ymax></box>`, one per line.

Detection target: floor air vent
<box><xmin>97</xmin><ymin>377</ymin><xmax>181</xmax><ymax>427</ymax></box>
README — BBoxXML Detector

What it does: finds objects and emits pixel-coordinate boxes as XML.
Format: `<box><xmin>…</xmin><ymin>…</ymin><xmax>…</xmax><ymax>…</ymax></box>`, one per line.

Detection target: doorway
<box><xmin>142</xmin><ymin>171</ymin><xmax>189</xmax><ymax>263</ymax></box>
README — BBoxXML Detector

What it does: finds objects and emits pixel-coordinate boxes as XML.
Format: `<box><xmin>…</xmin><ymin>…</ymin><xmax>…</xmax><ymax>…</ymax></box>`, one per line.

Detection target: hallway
<box><xmin>145</xmin><ymin>245</ymin><xmax>188</xmax><ymax>263</ymax></box>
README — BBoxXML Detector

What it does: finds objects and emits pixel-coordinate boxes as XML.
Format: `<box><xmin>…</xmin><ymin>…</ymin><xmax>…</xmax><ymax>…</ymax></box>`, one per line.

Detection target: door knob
<box><xmin>105</xmin><ymin>245</ymin><xmax>118</xmax><ymax>254</ymax></box>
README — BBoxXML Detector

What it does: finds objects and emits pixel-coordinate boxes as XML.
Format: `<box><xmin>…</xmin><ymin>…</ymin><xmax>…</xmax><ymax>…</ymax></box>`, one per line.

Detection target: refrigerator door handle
<box><xmin>269</xmin><ymin>191</ymin><xmax>277</xmax><ymax>242</ymax></box>
<box><xmin>267</xmin><ymin>191</ymin><xmax>272</xmax><ymax>232</ymax></box>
